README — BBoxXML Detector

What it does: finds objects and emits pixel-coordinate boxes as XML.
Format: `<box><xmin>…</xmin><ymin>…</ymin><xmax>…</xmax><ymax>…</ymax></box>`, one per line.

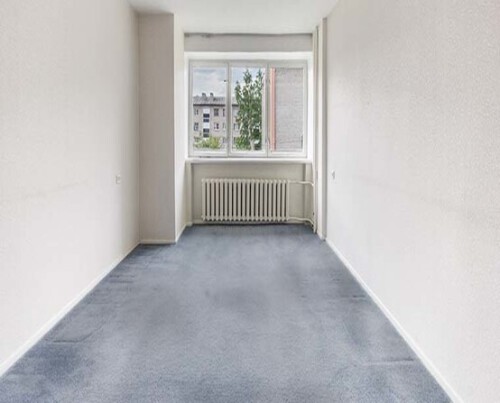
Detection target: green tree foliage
<box><xmin>195</xmin><ymin>136</ymin><xmax>221</xmax><ymax>150</ymax></box>
<box><xmin>234</xmin><ymin>69</ymin><xmax>264</xmax><ymax>151</ymax></box>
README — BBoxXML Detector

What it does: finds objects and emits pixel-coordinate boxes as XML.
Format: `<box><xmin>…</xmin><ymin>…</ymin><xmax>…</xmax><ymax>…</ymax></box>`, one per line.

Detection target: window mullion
<box><xmin>265</xmin><ymin>63</ymin><xmax>270</xmax><ymax>157</ymax></box>
<box><xmin>227</xmin><ymin>62</ymin><xmax>232</xmax><ymax>157</ymax></box>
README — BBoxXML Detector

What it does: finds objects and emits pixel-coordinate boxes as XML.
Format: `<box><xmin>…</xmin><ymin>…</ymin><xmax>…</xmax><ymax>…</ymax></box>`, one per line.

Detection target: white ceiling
<box><xmin>128</xmin><ymin>0</ymin><xmax>338</xmax><ymax>34</ymax></box>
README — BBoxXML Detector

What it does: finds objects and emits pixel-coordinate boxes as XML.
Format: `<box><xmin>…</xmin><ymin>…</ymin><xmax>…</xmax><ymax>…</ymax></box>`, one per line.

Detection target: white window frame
<box><xmin>189</xmin><ymin>59</ymin><xmax>308</xmax><ymax>159</ymax></box>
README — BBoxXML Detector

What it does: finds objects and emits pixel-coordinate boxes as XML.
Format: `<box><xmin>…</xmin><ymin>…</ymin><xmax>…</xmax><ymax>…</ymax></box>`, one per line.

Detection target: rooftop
<box><xmin>193</xmin><ymin>93</ymin><xmax>237</xmax><ymax>106</ymax></box>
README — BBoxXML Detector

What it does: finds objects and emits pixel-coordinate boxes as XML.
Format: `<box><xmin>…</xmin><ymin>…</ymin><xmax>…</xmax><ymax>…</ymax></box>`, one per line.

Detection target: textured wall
<box><xmin>184</xmin><ymin>34</ymin><xmax>313</xmax><ymax>53</ymax></box>
<box><xmin>174</xmin><ymin>17</ymin><xmax>188</xmax><ymax>238</ymax></box>
<box><xmin>138</xmin><ymin>14</ymin><xmax>176</xmax><ymax>242</ymax></box>
<box><xmin>0</xmin><ymin>0</ymin><xmax>139</xmax><ymax>372</ymax></box>
<box><xmin>274</xmin><ymin>68</ymin><xmax>304</xmax><ymax>151</ymax></box>
<box><xmin>326</xmin><ymin>1</ymin><xmax>500</xmax><ymax>401</ymax></box>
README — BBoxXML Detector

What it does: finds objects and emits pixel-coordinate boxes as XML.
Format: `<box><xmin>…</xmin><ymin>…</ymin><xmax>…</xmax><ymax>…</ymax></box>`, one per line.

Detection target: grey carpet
<box><xmin>0</xmin><ymin>225</ymin><xmax>449</xmax><ymax>403</ymax></box>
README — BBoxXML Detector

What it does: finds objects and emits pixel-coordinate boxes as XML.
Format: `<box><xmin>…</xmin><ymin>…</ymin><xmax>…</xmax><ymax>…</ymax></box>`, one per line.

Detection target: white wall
<box><xmin>0</xmin><ymin>0</ymin><xmax>139</xmax><ymax>374</ymax></box>
<box><xmin>189</xmin><ymin>162</ymin><xmax>314</xmax><ymax>223</ymax></box>
<box><xmin>326</xmin><ymin>1</ymin><xmax>500</xmax><ymax>402</ymax></box>
<box><xmin>184</xmin><ymin>34</ymin><xmax>312</xmax><ymax>53</ymax></box>
<box><xmin>138</xmin><ymin>14</ymin><xmax>176</xmax><ymax>243</ymax></box>
<box><xmin>314</xmin><ymin>20</ymin><xmax>328</xmax><ymax>238</ymax></box>
<box><xmin>174</xmin><ymin>19</ymin><xmax>189</xmax><ymax>239</ymax></box>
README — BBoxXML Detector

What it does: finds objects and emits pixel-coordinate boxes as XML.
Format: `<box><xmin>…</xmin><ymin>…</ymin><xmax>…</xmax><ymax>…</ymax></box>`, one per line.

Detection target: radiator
<box><xmin>201</xmin><ymin>178</ymin><xmax>290</xmax><ymax>223</ymax></box>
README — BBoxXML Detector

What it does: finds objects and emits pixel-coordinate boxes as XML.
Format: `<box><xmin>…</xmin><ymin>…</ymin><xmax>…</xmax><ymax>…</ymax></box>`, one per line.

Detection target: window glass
<box><xmin>191</xmin><ymin>66</ymin><xmax>228</xmax><ymax>153</ymax></box>
<box><xmin>230</xmin><ymin>66</ymin><xmax>266</xmax><ymax>154</ymax></box>
<box><xmin>269</xmin><ymin>66</ymin><xmax>305</xmax><ymax>153</ymax></box>
<box><xmin>189</xmin><ymin>61</ymin><xmax>307</xmax><ymax>157</ymax></box>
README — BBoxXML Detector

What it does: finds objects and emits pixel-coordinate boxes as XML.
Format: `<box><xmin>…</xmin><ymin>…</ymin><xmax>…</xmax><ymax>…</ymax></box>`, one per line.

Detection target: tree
<box><xmin>234</xmin><ymin>69</ymin><xmax>264</xmax><ymax>151</ymax></box>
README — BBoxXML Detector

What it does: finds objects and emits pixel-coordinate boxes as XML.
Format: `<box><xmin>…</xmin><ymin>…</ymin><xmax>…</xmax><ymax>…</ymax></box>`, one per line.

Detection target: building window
<box><xmin>194</xmin><ymin>122</ymin><xmax>199</xmax><ymax>131</ymax></box>
<box><xmin>190</xmin><ymin>60</ymin><xmax>307</xmax><ymax>157</ymax></box>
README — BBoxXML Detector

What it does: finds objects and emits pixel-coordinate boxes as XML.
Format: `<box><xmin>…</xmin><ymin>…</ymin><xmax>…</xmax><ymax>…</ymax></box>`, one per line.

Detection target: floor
<box><xmin>0</xmin><ymin>225</ymin><xmax>449</xmax><ymax>403</ymax></box>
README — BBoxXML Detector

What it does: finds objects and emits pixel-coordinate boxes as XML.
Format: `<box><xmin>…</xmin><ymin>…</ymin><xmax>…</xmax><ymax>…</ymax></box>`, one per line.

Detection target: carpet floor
<box><xmin>0</xmin><ymin>225</ymin><xmax>449</xmax><ymax>402</ymax></box>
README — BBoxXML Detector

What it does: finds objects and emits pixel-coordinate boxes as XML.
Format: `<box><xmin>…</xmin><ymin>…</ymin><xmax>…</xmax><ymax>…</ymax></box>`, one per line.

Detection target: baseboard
<box><xmin>0</xmin><ymin>242</ymin><xmax>139</xmax><ymax>378</ymax></box>
<box><xmin>324</xmin><ymin>238</ymin><xmax>463</xmax><ymax>403</ymax></box>
<box><xmin>142</xmin><ymin>222</ymin><xmax>193</xmax><ymax>245</ymax></box>
<box><xmin>191</xmin><ymin>219</ymin><xmax>312</xmax><ymax>226</ymax></box>
<box><xmin>175</xmin><ymin>221</ymin><xmax>191</xmax><ymax>243</ymax></box>
<box><xmin>140</xmin><ymin>239</ymin><xmax>175</xmax><ymax>245</ymax></box>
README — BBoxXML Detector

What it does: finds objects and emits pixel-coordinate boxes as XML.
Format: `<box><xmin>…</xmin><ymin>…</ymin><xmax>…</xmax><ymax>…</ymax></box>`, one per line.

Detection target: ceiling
<box><xmin>127</xmin><ymin>0</ymin><xmax>338</xmax><ymax>34</ymax></box>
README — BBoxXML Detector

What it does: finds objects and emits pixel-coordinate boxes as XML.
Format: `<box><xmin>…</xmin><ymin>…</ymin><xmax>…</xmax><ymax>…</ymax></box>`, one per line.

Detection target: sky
<box><xmin>192</xmin><ymin>67</ymin><xmax>264</xmax><ymax>97</ymax></box>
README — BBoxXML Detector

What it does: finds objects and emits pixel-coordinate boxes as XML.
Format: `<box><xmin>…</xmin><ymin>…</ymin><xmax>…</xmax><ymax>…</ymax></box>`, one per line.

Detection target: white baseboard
<box><xmin>175</xmin><ymin>221</ymin><xmax>191</xmax><ymax>243</ymax></box>
<box><xmin>324</xmin><ymin>238</ymin><xmax>463</xmax><ymax>403</ymax></box>
<box><xmin>140</xmin><ymin>239</ymin><xmax>175</xmax><ymax>245</ymax></box>
<box><xmin>141</xmin><ymin>223</ymin><xmax>193</xmax><ymax>245</ymax></box>
<box><xmin>190</xmin><ymin>220</ymin><xmax>311</xmax><ymax>226</ymax></box>
<box><xmin>0</xmin><ymin>242</ymin><xmax>138</xmax><ymax>378</ymax></box>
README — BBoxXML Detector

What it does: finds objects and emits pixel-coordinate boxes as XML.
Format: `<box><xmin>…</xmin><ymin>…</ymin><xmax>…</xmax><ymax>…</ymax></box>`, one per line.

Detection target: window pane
<box><xmin>192</xmin><ymin>66</ymin><xmax>227</xmax><ymax>153</ymax></box>
<box><xmin>231</xmin><ymin>67</ymin><xmax>265</xmax><ymax>153</ymax></box>
<box><xmin>269</xmin><ymin>67</ymin><xmax>304</xmax><ymax>153</ymax></box>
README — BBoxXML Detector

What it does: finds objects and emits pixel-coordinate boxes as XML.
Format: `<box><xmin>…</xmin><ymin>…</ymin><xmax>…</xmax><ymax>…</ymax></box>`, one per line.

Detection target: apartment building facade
<box><xmin>192</xmin><ymin>93</ymin><xmax>239</xmax><ymax>143</ymax></box>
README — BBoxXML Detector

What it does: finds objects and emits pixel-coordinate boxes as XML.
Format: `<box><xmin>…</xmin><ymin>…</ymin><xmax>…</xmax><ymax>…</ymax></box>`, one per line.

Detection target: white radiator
<box><xmin>202</xmin><ymin>178</ymin><xmax>290</xmax><ymax>223</ymax></box>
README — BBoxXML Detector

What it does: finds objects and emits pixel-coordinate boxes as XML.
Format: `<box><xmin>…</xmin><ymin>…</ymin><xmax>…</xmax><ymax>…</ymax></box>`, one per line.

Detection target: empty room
<box><xmin>0</xmin><ymin>0</ymin><xmax>499</xmax><ymax>402</ymax></box>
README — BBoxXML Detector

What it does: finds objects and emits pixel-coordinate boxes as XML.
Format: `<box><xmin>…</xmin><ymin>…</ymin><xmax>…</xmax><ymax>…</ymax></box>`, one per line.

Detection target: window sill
<box><xmin>186</xmin><ymin>158</ymin><xmax>312</xmax><ymax>165</ymax></box>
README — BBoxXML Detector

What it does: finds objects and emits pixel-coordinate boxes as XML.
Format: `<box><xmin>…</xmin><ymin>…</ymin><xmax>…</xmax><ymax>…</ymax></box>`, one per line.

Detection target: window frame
<box><xmin>189</xmin><ymin>59</ymin><xmax>308</xmax><ymax>159</ymax></box>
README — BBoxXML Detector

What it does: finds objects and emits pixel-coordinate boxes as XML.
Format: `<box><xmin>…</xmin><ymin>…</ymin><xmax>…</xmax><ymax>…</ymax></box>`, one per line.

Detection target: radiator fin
<box><xmin>201</xmin><ymin>178</ymin><xmax>289</xmax><ymax>223</ymax></box>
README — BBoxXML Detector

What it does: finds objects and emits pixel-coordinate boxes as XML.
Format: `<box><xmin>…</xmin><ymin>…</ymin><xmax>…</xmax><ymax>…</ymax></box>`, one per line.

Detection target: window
<box><xmin>190</xmin><ymin>61</ymin><xmax>307</xmax><ymax>157</ymax></box>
